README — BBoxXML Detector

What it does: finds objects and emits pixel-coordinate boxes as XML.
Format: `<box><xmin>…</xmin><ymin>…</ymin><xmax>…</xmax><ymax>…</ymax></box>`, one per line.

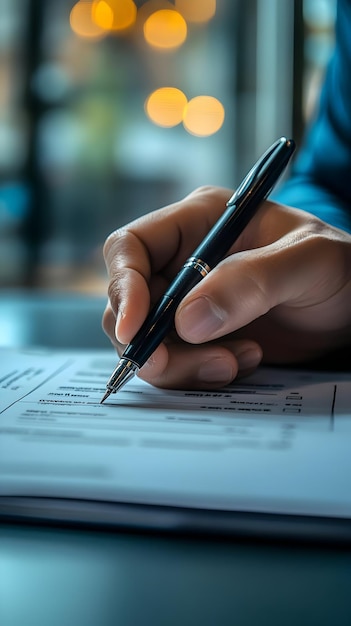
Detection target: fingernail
<box><xmin>177</xmin><ymin>297</ymin><xmax>226</xmax><ymax>342</ymax></box>
<box><xmin>115</xmin><ymin>310</ymin><xmax>123</xmax><ymax>343</ymax></box>
<box><xmin>198</xmin><ymin>358</ymin><xmax>234</xmax><ymax>384</ymax></box>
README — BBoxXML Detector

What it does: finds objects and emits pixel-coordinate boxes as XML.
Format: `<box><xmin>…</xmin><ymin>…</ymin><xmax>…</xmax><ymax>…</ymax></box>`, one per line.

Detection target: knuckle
<box><xmin>107</xmin><ymin>275</ymin><xmax>123</xmax><ymax>309</ymax></box>
<box><xmin>189</xmin><ymin>185</ymin><xmax>228</xmax><ymax>200</ymax></box>
<box><xmin>193</xmin><ymin>185</ymin><xmax>217</xmax><ymax>195</ymax></box>
<box><xmin>103</xmin><ymin>227</ymin><xmax>128</xmax><ymax>263</ymax></box>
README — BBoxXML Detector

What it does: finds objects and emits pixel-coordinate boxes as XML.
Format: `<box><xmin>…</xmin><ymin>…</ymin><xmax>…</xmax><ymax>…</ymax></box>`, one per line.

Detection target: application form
<box><xmin>0</xmin><ymin>347</ymin><xmax>350</xmax><ymax>537</ymax></box>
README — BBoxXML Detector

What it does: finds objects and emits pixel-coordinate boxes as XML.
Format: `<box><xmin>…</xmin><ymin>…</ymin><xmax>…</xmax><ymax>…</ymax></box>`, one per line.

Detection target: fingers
<box><xmin>102</xmin><ymin>188</ymin><xmax>351</xmax><ymax>389</ymax></box>
<box><xmin>104</xmin><ymin>187</ymin><xmax>232</xmax><ymax>279</ymax></box>
<box><xmin>175</xmin><ymin>219</ymin><xmax>351</xmax><ymax>344</ymax></box>
<box><xmin>102</xmin><ymin>186</ymin><xmax>232</xmax><ymax>346</ymax></box>
<box><xmin>138</xmin><ymin>338</ymin><xmax>262</xmax><ymax>389</ymax></box>
<box><xmin>103</xmin><ymin>300</ymin><xmax>263</xmax><ymax>389</ymax></box>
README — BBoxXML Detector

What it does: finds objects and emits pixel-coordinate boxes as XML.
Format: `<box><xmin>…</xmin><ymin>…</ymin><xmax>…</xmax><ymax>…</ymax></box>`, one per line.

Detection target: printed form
<box><xmin>0</xmin><ymin>347</ymin><xmax>351</xmax><ymax>524</ymax></box>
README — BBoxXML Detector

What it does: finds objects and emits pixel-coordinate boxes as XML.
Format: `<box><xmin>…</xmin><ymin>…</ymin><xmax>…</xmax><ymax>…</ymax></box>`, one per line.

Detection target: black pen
<box><xmin>100</xmin><ymin>136</ymin><xmax>296</xmax><ymax>403</ymax></box>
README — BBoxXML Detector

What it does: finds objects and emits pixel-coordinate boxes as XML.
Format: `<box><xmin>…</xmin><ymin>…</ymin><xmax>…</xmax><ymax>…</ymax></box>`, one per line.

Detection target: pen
<box><xmin>100</xmin><ymin>136</ymin><xmax>296</xmax><ymax>403</ymax></box>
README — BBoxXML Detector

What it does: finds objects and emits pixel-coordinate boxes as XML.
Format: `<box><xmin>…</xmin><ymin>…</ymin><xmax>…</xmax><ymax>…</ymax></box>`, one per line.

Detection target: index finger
<box><xmin>103</xmin><ymin>186</ymin><xmax>232</xmax><ymax>343</ymax></box>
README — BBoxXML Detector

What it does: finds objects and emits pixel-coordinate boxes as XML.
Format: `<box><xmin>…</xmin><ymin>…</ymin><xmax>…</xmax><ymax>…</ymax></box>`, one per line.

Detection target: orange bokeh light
<box><xmin>143</xmin><ymin>9</ymin><xmax>187</xmax><ymax>50</ymax></box>
<box><xmin>92</xmin><ymin>0</ymin><xmax>137</xmax><ymax>32</ymax></box>
<box><xmin>145</xmin><ymin>87</ymin><xmax>188</xmax><ymax>127</ymax></box>
<box><xmin>92</xmin><ymin>1</ymin><xmax>114</xmax><ymax>30</ymax></box>
<box><xmin>175</xmin><ymin>0</ymin><xmax>216</xmax><ymax>23</ymax></box>
<box><xmin>183</xmin><ymin>96</ymin><xmax>225</xmax><ymax>136</ymax></box>
<box><xmin>70</xmin><ymin>1</ymin><xmax>107</xmax><ymax>40</ymax></box>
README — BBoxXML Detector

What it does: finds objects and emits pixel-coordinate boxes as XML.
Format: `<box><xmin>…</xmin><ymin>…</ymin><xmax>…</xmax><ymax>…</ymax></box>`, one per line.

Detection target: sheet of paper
<box><xmin>1</xmin><ymin>347</ymin><xmax>351</xmax><ymax>519</ymax></box>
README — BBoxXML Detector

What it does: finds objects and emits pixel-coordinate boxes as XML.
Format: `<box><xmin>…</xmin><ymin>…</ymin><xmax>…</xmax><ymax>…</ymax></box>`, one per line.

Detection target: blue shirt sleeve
<box><xmin>274</xmin><ymin>0</ymin><xmax>351</xmax><ymax>233</ymax></box>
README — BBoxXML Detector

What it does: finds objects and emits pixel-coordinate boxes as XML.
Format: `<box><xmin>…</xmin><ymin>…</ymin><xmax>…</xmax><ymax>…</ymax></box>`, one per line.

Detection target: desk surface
<box><xmin>1</xmin><ymin>290</ymin><xmax>351</xmax><ymax>626</ymax></box>
<box><xmin>2</xmin><ymin>523</ymin><xmax>351</xmax><ymax>626</ymax></box>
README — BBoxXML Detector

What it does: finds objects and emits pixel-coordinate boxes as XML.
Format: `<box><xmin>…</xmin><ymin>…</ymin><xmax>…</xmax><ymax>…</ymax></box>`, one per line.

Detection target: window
<box><xmin>0</xmin><ymin>0</ymin><xmax>336</xmax><ymax>292</ymax></box>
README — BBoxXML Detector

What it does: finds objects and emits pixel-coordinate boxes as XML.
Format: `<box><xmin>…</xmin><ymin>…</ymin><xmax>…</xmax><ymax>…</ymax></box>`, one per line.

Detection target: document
<box><xmin>1</xmin><ymin>347</ymin><xmax>351</xmax><ymax>540</ymax></box>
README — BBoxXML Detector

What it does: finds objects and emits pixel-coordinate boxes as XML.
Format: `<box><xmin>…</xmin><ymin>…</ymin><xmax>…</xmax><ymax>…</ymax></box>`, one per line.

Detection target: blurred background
<box><xmin>0</xmin><ymin>0</ymin><xmax>337</xmax><ymax>294</ymax></box>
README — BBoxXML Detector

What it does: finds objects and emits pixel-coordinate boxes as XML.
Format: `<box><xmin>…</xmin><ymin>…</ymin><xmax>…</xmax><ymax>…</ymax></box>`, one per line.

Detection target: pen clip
<box><xmin>226</xmin><ymin>137</ymin><xmax>292</xmax><ymax>207</ymax></box>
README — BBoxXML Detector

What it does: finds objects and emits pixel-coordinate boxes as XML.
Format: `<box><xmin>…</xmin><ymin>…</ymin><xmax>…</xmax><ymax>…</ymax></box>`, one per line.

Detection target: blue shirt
<box><xmin>275</xmin><ymin>0</ymin><xmax>351</xmax><ymax>233</ymax></box>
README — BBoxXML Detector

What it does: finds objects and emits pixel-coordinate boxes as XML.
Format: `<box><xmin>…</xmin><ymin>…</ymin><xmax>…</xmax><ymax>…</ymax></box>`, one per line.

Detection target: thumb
<box><xmin>174</xmin><ymin>235</ymin><xmax>332</xmax><ymax>343</ymax></box>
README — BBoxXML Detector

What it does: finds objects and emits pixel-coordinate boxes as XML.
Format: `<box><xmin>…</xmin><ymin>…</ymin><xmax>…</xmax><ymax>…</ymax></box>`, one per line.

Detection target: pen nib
<box><xmin>100</xmin><ymin>388</ymin><xmax>113</xmax><ymax>404</ymax></box>
<box><xmin>101</xmin><ymin>357</ymin><xmax>139</xmax><ymax>404</ymax></box>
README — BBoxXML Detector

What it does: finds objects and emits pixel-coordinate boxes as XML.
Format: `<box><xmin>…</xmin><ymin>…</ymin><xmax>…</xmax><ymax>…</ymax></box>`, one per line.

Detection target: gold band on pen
<box><xmin>183</xmin><ymin>257</ymin><xmax>211</xmax><ymax>277</ymax></box>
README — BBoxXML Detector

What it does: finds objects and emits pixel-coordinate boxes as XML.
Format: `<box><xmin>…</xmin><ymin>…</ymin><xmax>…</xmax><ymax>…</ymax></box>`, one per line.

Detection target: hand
<box><xmin>102</xmin><ymin>186</ymin><xmax>351</xmax><ymax>389</ymax></box>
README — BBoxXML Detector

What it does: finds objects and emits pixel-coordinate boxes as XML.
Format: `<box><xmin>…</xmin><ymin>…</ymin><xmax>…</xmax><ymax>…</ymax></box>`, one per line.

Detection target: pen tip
<box><xmin>100</xmin><ymin>389</ymin><xmax>112</xmax><ymax>404</ymax></box>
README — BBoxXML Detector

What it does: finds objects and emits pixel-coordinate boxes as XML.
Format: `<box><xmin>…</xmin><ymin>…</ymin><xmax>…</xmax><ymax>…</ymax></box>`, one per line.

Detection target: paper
<box><xmin>1</xmin><ymin>347</ymin><xmax>351</xmax><ymax>521</ymax></box>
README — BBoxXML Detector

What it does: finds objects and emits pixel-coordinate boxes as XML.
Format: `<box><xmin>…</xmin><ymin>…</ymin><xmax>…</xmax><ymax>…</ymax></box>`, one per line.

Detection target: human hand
<box><xmin>102</xmin><ymin>186</ymin><xmax>351</xmax><ymax>389</ymax></box>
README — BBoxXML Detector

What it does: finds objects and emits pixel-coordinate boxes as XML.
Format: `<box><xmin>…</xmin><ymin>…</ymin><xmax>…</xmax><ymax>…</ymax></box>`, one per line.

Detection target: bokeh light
<box><xmin>175</xmin><ymin>0</ymin><xmax>216</xmax><ymax>24</ymax></box>
<box><xmin>70</xmin><ymin>1</ymin><xmax>107</xmax><ymax>40</ymax></box>
<box><xmin>183</xmin><ymin>96</ymin><xmax>225</xmax><ymax>136</ymax></box>
<box><xmin>92</xmin><ymin>1</ymin><xmax>114</xmax><ymax>30</ymax></box>
<box><xmin>92</xmin><ymin>0</ymin><xmax>137</xmax><ymax>32</ymax></box>
<box><xmin>145</xmin><ymin>87</ymin><xmax>188</xmax><ymax>127</ymax></box>
<box><xmin>143</xmin><ymin>9</ymin><xmax>187</xmax><ymax>50</ymax></box>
